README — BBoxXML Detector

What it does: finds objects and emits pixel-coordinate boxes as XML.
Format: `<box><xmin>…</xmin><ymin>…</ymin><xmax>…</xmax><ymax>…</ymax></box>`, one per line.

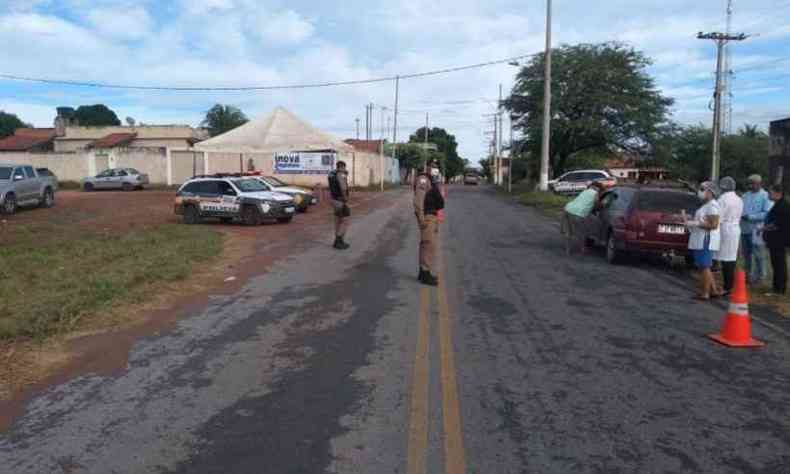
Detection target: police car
<box><xmin>175</xmin><ymin>175</ymin><xmax>296</xmax><ymax>225</ymax></box>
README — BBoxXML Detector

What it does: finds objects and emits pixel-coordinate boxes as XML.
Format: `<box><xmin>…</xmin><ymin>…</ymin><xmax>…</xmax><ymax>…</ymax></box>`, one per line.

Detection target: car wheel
<box><xmin>606</xmin><ymin>232</ymin><xmax>621</xmax><ymax>264</ymax></box>
<box><xmin>122</xmin><ymin>182</ymin><xmax>134</xmax><ymax>192</ymax></box>
<box><xmin>40</xmin><ymin>188</ymin><xmax>55</xmax><ymax>208</ymax></box>
<box><xmin>84</xmin><ymin>182</ymin><xmax>94</xmax><ymax>192</ymax></box>
<box><xmin>242</xmin><ymin>205</ymin><xmax>262</xmax><ymax>226</ymax></box>
<box><xmin>277</xmin><ymin>216</ymin><xmax>293</xmax><ymax>224</ymax></box>
<box><xmin>183</xmin><ymin>205</ymin><xmax>201</xmax><ymax>224</ymax></box>
<box><xmin>2</xmin><ymin>194</ymin><xmax>17</xmax><ymax>215</ymax></box>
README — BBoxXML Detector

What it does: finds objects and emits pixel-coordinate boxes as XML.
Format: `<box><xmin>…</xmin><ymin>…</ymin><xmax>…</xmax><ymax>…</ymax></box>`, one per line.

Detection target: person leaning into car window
<box><xmin>561</xmin><ymin>181</ymin><xmax>605</xmax><ymax>256</ymax></box>
<box><xmin>685</xmin><ymin>181</ymin><xmax>723</xmax><ymax>301</ymax></box>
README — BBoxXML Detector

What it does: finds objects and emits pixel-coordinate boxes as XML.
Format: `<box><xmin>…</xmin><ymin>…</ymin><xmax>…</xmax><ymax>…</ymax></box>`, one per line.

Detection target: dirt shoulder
<box><xmin>0</xmin><ymin>188</ymin><xmax>403</xmax><ymax>431</ymax></box>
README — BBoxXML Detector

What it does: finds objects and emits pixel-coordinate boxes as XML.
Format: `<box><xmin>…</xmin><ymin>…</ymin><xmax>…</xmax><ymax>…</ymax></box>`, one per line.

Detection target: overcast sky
<box><xmin>1</xmin><ymin>0</ymin><xmax>788</xmax><ymax>162</ymax></box>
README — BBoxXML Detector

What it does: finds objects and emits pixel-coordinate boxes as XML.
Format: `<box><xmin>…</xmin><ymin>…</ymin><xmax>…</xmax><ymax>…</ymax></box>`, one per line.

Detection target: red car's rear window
<box><xmin>636</xmin><ymin>191</ymin><xmax>699</xmax><ymax>214</ymax></box>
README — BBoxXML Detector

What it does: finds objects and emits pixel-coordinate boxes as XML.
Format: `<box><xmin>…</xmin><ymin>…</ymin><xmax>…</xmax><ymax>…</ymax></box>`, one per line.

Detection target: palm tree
<box><xmin>739</xmin><ymin>123</ymin><xmax>762</xmax><ymax>138</ymax></box>
<box><xmin>201</xmin><ymin>104</ymin><xmax>249</xmax><ymax>137</ymax></box>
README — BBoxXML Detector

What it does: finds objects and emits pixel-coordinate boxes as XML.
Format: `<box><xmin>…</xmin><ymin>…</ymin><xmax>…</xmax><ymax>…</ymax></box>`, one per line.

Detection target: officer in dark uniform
<box><xmin>414</xmin><ymin>160</ymin><xmax>445</xmax><ymax>285</ymax></box>
<box><xmin>328</xmin><ymin>160</ymin><xmax>350</xmax><ymax>250</ymax></box>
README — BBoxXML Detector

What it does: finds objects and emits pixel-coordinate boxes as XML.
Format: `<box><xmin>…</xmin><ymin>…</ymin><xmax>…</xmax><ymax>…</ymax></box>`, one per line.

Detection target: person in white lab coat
<box><xmin>715</xmin><ymin>176</ymin><xmax>744</xmax><ymax>295</ymax></box>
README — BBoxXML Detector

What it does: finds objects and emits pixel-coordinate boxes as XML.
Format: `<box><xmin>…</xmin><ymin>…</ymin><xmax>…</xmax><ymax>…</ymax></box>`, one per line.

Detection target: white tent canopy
<box><xmin>194</xmin><ymin>106</ymin><xmax>354</xmax><ymax>154</ymax></box>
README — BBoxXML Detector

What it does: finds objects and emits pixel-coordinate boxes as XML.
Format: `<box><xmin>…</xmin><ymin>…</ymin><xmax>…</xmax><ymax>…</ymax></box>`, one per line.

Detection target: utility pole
<box><xmin>380</xmin><ymin>106</ymin><xmax>386</xmax><ymax>192</ymax></box>
<box><xmin>356</xmin><ymin>117</ymin><xmax>360</xmax><ymax>140</ymax></box>
<box><xmin>698</xmin><ymin>31</ymin><xmax>748</xmax><ymax>181</ymax></box>
<box><xmin>538</xmin><ymin>0</ymin><xmax>553</xmax><ymax>191</ymax></box>
<box><xmin>497</xmin><ymin>84</ymin><xmax>503</xmax><ymax>186</ymax></box>
<box><xmin>508</xmin><ymin>113</ymin><xmax>514</xmax><ymax>193</ymax></box>
<box><xmin>723</xmin><ymin>0</ymin><xmax>735</xmax><ymax>136</ymax></box>
<box><xmin>393</xmin><ymin>76</ymin><xmax>400</xmax><ymax>176</ymax></box>
<box><xmin>370</xmin><ymin>102</ymin><xmax>375</xmax><ymax>141</ymax></box>
<box><xmin>493</xmin><ymin>113</ymin><xmax>499</xmax><ymax>184</ymax></box>
<box><xmin>424</xmin><ymin>113</ymin><xmax>429</xmax><ymax>172</ymax></box>
<box><xmin>365</xmin><ymin>104</ymin><xmax>370</xmax><ymax>140</ymax></box>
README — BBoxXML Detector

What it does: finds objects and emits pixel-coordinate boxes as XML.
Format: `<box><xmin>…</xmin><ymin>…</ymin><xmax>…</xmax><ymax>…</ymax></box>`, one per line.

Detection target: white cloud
<box><xmin>85</xmin><ymin>5</ymin><xmax>153</xmax><ymax>40</ymax></box>
<box><xmin>256</xmin><ymin>10</ymin><xmax>315</xmax><ymax>45</ymax></box>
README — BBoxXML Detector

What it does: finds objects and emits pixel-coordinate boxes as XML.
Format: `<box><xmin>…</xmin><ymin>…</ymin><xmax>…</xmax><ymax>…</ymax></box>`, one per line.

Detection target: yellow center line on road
<box><xmin>407</xmin><ymin>286</ymin><xmax>431</xmax><ymax>474</ymax></box>
<box><xmin>437</xmin><ymin>239</ymin><xmax>468</xmax><ymax>474</ymax></box>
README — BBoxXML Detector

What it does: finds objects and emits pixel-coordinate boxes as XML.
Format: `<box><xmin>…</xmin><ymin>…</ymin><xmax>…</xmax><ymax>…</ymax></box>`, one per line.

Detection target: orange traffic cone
<box><xmin>708</xmin><ymin>270</ymin><xmax>765</xmax><ymax>348</ymax></box>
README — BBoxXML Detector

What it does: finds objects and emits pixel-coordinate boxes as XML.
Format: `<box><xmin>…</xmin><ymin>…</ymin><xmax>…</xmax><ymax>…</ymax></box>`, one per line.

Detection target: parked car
<box><xmin>245</xmin><ymin>174</ymin><xmax>317</xmax><ymax>212</ymax></box>
<box><xmin>581</xmin><ymin>184</ymin><xmax>700</xmax><ymax>264</ymax></box>
<box><xmin>35</xmin><ymin>168</ymin><xmax>59</xmax><ymax>192</ymax></box>
<box><xmin>0</xmin><ymin>163</ymin><xmax>56</xmax><ymax>214</ymax></box>
<box><xmin>549</xmin><ymin>170</ymin><xmax>616</xmax><ymax>195</ymax></box>
<box><xmin>464</xmin><ymin>174</ymin><xmax>480</xmax><ymax>185</ymax></box>
<box><xmin>174</xmin><ymin>176</ymin><xmax>296</xmax><ymax>225</ymax></box>
<box><xmin>82</xmin><ymin>168</ymin><xmax>150</xmax><ymax>191</ymax></box>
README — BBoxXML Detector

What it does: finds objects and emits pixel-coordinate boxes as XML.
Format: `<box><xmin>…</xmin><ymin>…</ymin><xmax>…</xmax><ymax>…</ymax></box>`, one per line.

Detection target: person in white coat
<box><xmin>715</xmin><ymin>176</ymin><xmax>744</xmax><ymax>295</ymax></box>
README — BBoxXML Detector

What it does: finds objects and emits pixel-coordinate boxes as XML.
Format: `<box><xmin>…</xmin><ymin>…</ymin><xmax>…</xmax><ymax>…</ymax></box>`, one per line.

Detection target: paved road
<box><xmin>2</xmin><ymin>185</ymin><xmax>790</xmax><ymax>473</ymax></box>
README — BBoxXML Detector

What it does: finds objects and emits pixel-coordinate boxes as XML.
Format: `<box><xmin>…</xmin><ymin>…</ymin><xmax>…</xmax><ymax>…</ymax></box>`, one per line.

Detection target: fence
<box><xmin>1</xmin><ymin>148</ymin><xmax>402</xmax><ymax>187</ymax></box>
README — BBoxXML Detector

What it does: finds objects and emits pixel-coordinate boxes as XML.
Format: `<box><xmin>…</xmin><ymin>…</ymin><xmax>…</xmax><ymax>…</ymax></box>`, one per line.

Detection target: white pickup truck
<box><xmin>0</xmin><ymin>163</ymin><xmax>57</xmax><ymax>214</ymax></box>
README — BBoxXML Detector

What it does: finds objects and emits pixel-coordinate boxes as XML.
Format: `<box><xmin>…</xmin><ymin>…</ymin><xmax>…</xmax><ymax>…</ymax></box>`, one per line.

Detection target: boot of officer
<box><xmin>328</xmin><ymin>160</ymin><xmax>350</xmax><ymax>250</ymax></box>
<box><xmin>414</xmin><ymin>160</ymin><xmax>445</xmax><ymax>286</ymax></box>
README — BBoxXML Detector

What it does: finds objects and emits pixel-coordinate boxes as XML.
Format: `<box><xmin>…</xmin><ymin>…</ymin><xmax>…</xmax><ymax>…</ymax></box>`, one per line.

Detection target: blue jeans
<box><xmin>742</xmin><ymin>233</ymin><xmax>767</xmax><ymax>282</ymax></box>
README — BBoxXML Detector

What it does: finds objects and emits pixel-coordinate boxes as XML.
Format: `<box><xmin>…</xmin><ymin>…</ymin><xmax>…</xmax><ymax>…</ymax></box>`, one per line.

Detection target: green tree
<box><xmin>657</xmin><ymin>124</ymin><xmax>770</xmax><ymax>184</ymax></box>
<box><xmin>506</xmin><ymin>42</ymin><xmax>673</xmax><ymax>176</ymax></box>
<box><xmin>409</xmin><ymin>126</ymin><xmax>465</xmax><ymax>181</ymax></box>
<box><xmin>201</xmin><ymin>104</ymin><xmax>249</xmax><ymax>137</ymax></box>
<box><xmin>0</xmin><ymin>111</ymin><xmax>28</xmax><ymax>138</ymax></box>
<box><xmin>72</xmin><ymin>104</ymin><xmax>122</xmax><ymax>126</ymax></box>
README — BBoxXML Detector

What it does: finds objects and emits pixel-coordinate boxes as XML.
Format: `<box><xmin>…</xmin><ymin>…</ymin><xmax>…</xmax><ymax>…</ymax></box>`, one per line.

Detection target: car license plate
<box><xmin>311</xmin><ymin>198</ymin><xmax>318</xmax><ymax>204</ymax></box>
<box><xmin>658</xmin><ymin>224</ymin><xmax>685</xmax><ymax>235</ymax></box>
<box><xmin>285</xmin><ymin>207</ymin><xmax>295</xmax><ymax>214</ymax></box>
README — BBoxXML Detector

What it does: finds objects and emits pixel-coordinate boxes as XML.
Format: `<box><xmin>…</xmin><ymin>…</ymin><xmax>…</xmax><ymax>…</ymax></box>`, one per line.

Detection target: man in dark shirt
<box><xmin>328</xmin><ymin>160</ymin><xmax>350</xmax><ymax>250</ymax></box>
<box><xmin>414</xmin><ymin>160</ymin><xmax>445</xmax><ymax>286</ymax></box>
<box><xmin>764</xmin><ymin>185</ymin><xmax>790</xmax><ymax>295</ymax></box>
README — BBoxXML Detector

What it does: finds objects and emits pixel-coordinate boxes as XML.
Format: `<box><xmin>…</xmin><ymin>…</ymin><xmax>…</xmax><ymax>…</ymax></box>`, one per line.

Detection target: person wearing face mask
<box><xmin>685</xmin><ymin>181</ymin><xmax>722</xmax><ymax>300</ymax></box>
<box><xmin>763</xmin><ymin>185</ymin><xmax>790</xmax><ymax>296</ymax></box>
<box><xmin>714</xmin><ymin>176</ymin><xmax>743</xmax><ymax>295</ymax></box>
<box><xmin>741</xmin><ymin>174</ymin><xmax>773</xmax><ymax>285</ymax></box>
<box><xmin>414</xmin><ymin>160</ymin><xmax>445</xmax><ymax>286</ymax></box>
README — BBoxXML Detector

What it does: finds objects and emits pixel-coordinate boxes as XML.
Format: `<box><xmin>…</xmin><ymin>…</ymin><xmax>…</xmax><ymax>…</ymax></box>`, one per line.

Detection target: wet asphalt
<box><xmin>1</xmin><ymin>185</ymin><xmax>789</xmax><ymax>473</ymax></box>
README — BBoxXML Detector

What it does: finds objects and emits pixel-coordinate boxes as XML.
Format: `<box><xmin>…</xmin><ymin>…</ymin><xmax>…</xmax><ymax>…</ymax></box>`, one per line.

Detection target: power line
<box><xmin>0</xmin><ymin>53</ymin><xmax>538</xmax><ymax>92</ymax></box>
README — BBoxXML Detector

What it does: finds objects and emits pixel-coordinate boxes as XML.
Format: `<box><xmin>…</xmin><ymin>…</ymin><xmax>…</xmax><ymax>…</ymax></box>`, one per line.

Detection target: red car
<box><xmin>582</xmin><ymin>185</ymin><xmax>701</xmax><ymax>264</ymax></box>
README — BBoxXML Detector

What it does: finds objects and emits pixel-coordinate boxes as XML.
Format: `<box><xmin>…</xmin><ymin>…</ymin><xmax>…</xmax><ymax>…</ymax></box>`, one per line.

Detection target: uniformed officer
<box><xmin>414</xmin><ymin>160</ymin><xmax>445</xmax><ymax>285</ymax></box>
<box><xmin>328</xmin><ymin>160</ymin><xmax>351</xmax><ymax>250</ymax></box>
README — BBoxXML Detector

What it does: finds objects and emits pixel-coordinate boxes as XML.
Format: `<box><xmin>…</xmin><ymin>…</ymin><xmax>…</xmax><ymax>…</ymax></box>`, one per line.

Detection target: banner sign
<box><xmin>274</xmin><ymin>152</ymin><xmax>336</xmax><ymax>175</ymax></box>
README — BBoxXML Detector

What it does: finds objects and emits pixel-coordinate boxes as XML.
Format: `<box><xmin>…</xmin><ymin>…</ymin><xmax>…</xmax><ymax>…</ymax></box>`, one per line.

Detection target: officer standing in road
<box><xmin>328</xmin><ymin>160</ymin><xmax>350</xmax><ymax>250</ymax></box>
<box><xmin>414</xmin><ymin>160</ymin><xmax>445</xmax><ymax>286</ymax></box>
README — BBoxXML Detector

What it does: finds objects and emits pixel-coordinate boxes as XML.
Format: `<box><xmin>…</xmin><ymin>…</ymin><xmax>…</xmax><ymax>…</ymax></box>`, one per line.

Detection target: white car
<box><xmin>250</xmin><ymin>175</ymin><xmax>318</xmax><ymax>212</ymax></box>
<box><xmin>175</xmin><ymin>176</ymin><xmax>296</xmax><ymax>225</ymax></box>
<box><xmin>549</xmin><ymin>170</ymin><xmax>616</xmax><ymax>195</ymax></box>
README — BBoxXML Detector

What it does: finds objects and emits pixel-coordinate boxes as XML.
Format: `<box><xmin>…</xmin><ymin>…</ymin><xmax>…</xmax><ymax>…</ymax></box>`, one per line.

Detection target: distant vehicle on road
<box><xmin>35</xmin><ymin>168</ymin><xmax>59</xmax><ymax>192</ymax></box>
<box><xmin>464</xmin><ymin>174</ymin><xmax>480</xmax><ymax>185</ymax></box>
<box><xmin>550</xmin><ymin>170</ymin><xmax>616</xmax><ymax>195</ymax></box>
<box><xmin>581</xmin><ymin>184</ymin><xmax>700</xmax><ymax>264</ymax></box>
<box><xmin>82</xmin><ymin>168</ymin><xmax>150</xmax><ymax>192</ymax></box>
<box><xmin>245</xmin><ymin>174</ymin><xmax>317</xmax><ymax>212</ymax></box>
<box><xmin>174</xmin><ymin>176</ymin><xmax>296</xmax><ymax>225</ymax></box>
<box><xmin>0</xmin><ymin>163</ymin><xmax>56</xmax><ymax>214</ymax></box>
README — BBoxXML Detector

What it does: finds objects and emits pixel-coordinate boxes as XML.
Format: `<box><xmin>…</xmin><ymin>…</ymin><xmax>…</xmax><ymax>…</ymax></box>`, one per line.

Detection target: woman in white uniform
<box><xmin>685</xmin><ymin>181</ymin><xmax>722</xmax><ymax>300</ymax></box>
<box><xmin>715</xmin><ymin>176</ymin><xmax>744</xmax><ymax>295</ymax></box>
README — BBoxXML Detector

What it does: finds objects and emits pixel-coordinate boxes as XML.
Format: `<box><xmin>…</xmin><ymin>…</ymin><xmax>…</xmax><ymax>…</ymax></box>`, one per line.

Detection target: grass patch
<box><xmin>0</xmin><ymin>224</ymin><xmax>222</xmax><ymax>340</ymax></box>
<box><xmin>517</xmin><ymin>190</ymin><xmax>571</xmax><ymax>218</ymax></box>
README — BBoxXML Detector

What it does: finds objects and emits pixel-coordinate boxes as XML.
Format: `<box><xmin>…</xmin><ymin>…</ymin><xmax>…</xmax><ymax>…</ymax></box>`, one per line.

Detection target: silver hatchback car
<box><xmin>83</xmin><ymin>168</ymin><xmax>150</xmax><ymax>191</ymax></box>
